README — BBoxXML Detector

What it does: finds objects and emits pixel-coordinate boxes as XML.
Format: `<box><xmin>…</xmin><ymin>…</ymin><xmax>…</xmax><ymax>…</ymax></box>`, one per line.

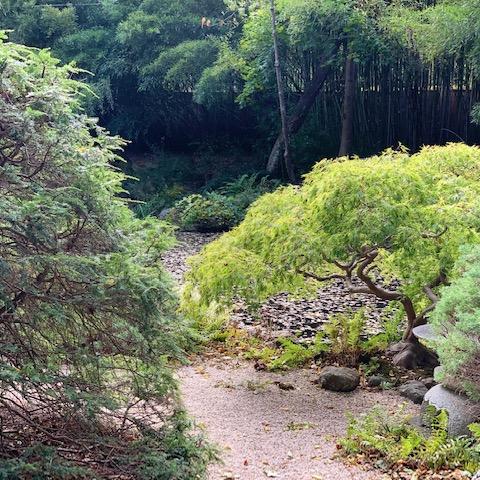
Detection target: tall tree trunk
<box><xmin>268</xmin><ymin>0</ymin><xmax>295</xmax><ymax>183</ymax></box>
<box><xmin>338</xmin><ymin>51</ymin><xmax>357</xmax><ymax>157</ymax></box>
<box><xmin>266</xmin><ymin>54</ymin><xmax>334</xmax><ymax>174</ymax></box>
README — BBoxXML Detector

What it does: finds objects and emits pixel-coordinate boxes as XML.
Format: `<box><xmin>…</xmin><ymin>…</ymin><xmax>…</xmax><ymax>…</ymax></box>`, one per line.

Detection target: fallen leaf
<box><xmin>264</xmin><ymin>470</ymin><xmax>279</xmax><ymax>478</ymax></box>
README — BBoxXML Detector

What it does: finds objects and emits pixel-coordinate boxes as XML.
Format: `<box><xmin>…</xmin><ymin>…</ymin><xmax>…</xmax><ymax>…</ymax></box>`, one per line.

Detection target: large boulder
<box><xmin>422</xmin><ymin>385</ymin><xmax>480</xmax><ymax>437</ymax></box>
<box><xmin>398</xmin><ymin>380</ymin><xmax>428</xmax><ymax>404</ymax></box>
<box><xmin>317</xmin><ymin>366</ymin><xmax>360</xmax><ymax>392</ymax></box>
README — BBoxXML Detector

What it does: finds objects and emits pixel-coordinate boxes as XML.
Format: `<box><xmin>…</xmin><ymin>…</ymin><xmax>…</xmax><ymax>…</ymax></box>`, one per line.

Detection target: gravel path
<box><xmin>165</xmin><ymin>232</ymin><xmax>418</xmax><ymax>480</ymax></box>
<box><xmin>179</xmin><ymin>357</ymin><xmax>412</xmax><ymax>480</ymax></box>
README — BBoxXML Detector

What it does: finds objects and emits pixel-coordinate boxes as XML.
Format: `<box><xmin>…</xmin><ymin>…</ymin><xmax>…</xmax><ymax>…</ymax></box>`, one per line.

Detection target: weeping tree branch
<box><xmin>298</xmin><ymin>248</ymin><xmax>448</xmax><ymax>343</ymax></box>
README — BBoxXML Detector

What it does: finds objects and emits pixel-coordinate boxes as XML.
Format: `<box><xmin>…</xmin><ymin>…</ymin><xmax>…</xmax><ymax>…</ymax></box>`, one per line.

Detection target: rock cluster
<box><xmin>233</xmin><ymin>279</ymin><xmax>398</xmax><ymax>339</ymax></box>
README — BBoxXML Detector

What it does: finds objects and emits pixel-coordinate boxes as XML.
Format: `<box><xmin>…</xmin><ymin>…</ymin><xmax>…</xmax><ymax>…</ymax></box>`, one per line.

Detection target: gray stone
<box><xmin>422</xmin><ymin>385</ymin><xmax>480</xmax><ymax>437</ymax></box>
<box><xmin>367</xmin><ymin>375</ymin><xmax>386</xmax><ymax>388</ymax></box>
<box><xmin>317</xmin><ymin>366</ymin><xmax>360</xmax><ymax>392</ymax></box>
<box><xmin>388</xmin><ymin>341</ymin><xmax>439</xmax><ymax>370</ymax></box>
<box><xmin>158</xmin><ymin>208</ymin><xmax>172</xmax><ymax>220</ymax></box>
<box><xmin>398</xmin><ymin>380</ymin><xmax>428</xmax><ymax>404</ymax></box>
<box><xmin>412</xmin><ymin>324</ymin><xmax>439</xmax><ymax>342</ymax></box>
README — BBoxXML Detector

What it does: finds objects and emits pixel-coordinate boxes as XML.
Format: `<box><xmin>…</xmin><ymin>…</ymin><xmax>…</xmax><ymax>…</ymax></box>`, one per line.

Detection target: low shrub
<box><xmin>340</xmin><ymin>406</ymin><xmax>480</xmax><ymax>475</ymax></box>
<box><xmin>168</xmin><ymin>174</ymin><xmax>279</xmax><ymax>232</ymax></box>
<box><xmin>324</xmin><ymin>310</ymin><xmax>366</xmax><ymax>367</ymax></box>
<box><xmin>241</xmin><ymin>310</ymin><xmax>398</xmax><ymax>371</ymax></box>
<box><xmin>245</xmin><ymin>335</ymin><xmax>329</xmax><ymax>370</ymax></box>
<box><xmin>170</xmin><ymin>193</ymin><xmax>240</xmax><ymax>232</ymax></box>
<box><xmin>431</xmin><ymin>245</ymin><xmax>480</xmax><ymax>401</ymax></box>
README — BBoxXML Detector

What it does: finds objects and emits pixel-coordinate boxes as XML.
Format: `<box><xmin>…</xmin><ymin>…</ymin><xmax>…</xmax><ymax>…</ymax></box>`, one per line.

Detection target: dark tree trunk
<box><xmin>269</xmin><ymin>0</ymin><xmax>295</xmax><ymax>183</ymax></box>
<box><xmin>266</xmin><ymin>56</ymin><xmax>333</xmax><ymax>174</ymax></box>
<box><xmin>338</xmin><ymin>52</ymin><xmax>357</xmax><ymax>157</ymax></box>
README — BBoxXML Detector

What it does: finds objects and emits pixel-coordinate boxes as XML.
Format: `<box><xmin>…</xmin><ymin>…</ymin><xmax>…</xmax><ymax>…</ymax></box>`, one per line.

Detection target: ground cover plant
<box><xmin>0</xmin><ymin>35</ymin><xmax>213</xmax><ymax>478</ymax></box>
<box><xmin>340</xmin><ymin>406</ymin><xmax>480</xmax><ymax>477</ymax></box>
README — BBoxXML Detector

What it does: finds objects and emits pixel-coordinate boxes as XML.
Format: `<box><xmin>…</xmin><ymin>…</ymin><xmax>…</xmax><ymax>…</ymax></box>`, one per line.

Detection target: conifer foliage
<box><xmin>0</xmin><ymin>35</ymin><xmax>211</xmax><ymax>478</ymax></box>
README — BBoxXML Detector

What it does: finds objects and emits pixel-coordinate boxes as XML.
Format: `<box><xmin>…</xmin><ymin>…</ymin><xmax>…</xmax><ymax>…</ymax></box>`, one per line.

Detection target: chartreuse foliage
<box><xmin>340</xmin><ymin>406</ymin><xmax>480</xmax><ymax>474</ymax></box>
<box><xmin>183</xmin><ymin>144</ymin><xmax>480</xmax><ymax>339</ymax></box>
<box><xmin>0</xmin><ymin>36</ymin><xmax>213</xmax><ymax>477</ymax></box>
<box><xmin>431</xmin><ymin>245</ymin><xmax>480</xmax><ymax>401</ymax></box>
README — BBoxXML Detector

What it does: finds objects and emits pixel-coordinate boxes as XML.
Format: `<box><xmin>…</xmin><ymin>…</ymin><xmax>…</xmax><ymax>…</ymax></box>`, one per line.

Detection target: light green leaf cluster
<box><xmin>142</xmin><ymin>38</ymin><xmax>220</xmax><ymax>92</ymax></box>
<box><xmin>183</xmin><ymin>144</ymin><xmax>480</xmax><ymax>328</ymax></box>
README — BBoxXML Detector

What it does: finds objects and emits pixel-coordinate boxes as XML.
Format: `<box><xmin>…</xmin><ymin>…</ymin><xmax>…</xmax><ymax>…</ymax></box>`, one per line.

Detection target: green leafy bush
<box><xmin>340</xmin><ymin>407</ymin><xmax>480</xmax><ymax>474</ymax></box>
<box><xmin>183</xmin><ymin>144</ymin><xmax>480</xmax><ymax>345</ymax></box>
<box><xmin>170</xmin><ymin>192</ymin><xmax>240</xmax><ymax>232</ymax></box>
<box><xmin>245</xmin><ymin>335</ymin><xmax>329</xmax><ymax>371</ymax></box>
<box><xmin>324</xmin><ymin>310</ymin><xmax>366</xmax><ymax>367</ymax></box>
<box><xmin>242</xmin><ymin>310</ymin><xmax>396</xmax><ymax>371</ymax></box>
<box><xmin>0</xmin><ymin>36</ymin><xmax>213</xmax><ymax>477</ymax></box>
<box><xmin>431</xmin><ymin>245</ymin><xmax>480</xmax><ymax>401</ymax></box>
<box><xmin>168</xmin><ymin>174</ymin><xmax>278</xmax><ymax>232</ymax></box>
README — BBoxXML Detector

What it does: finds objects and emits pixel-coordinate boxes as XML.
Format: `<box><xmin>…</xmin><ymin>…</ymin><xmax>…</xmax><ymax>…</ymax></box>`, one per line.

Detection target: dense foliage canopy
<box><xmin>432</xmin><ymin>245</ymin><xmax>480</xmax><ymax>401</ymax></box>
<box><xmin>183</xmin><ymin>144</ymin><xmax>480</xmax><ymax>344</ymax></box>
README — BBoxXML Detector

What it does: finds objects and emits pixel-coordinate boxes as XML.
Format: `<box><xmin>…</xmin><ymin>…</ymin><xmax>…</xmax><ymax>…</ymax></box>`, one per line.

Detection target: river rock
<box><xmin>367</xmin><ymin>375</ymin><xmax>387</xmax><ymax>388</ymax></box>
<box><xmin>398</xmin><ymin>380</ymin><xmax>428</xmax><ymax>404</ymax></box>
<box><xmin>317</xmin><ymin>366</ymin><xmax>360</xmax><ymax>392</ymax></box>
<box><xmin>422</xmin><ymin>385</ymin><xmax>480</xmax><ymax>437</ymax></box>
